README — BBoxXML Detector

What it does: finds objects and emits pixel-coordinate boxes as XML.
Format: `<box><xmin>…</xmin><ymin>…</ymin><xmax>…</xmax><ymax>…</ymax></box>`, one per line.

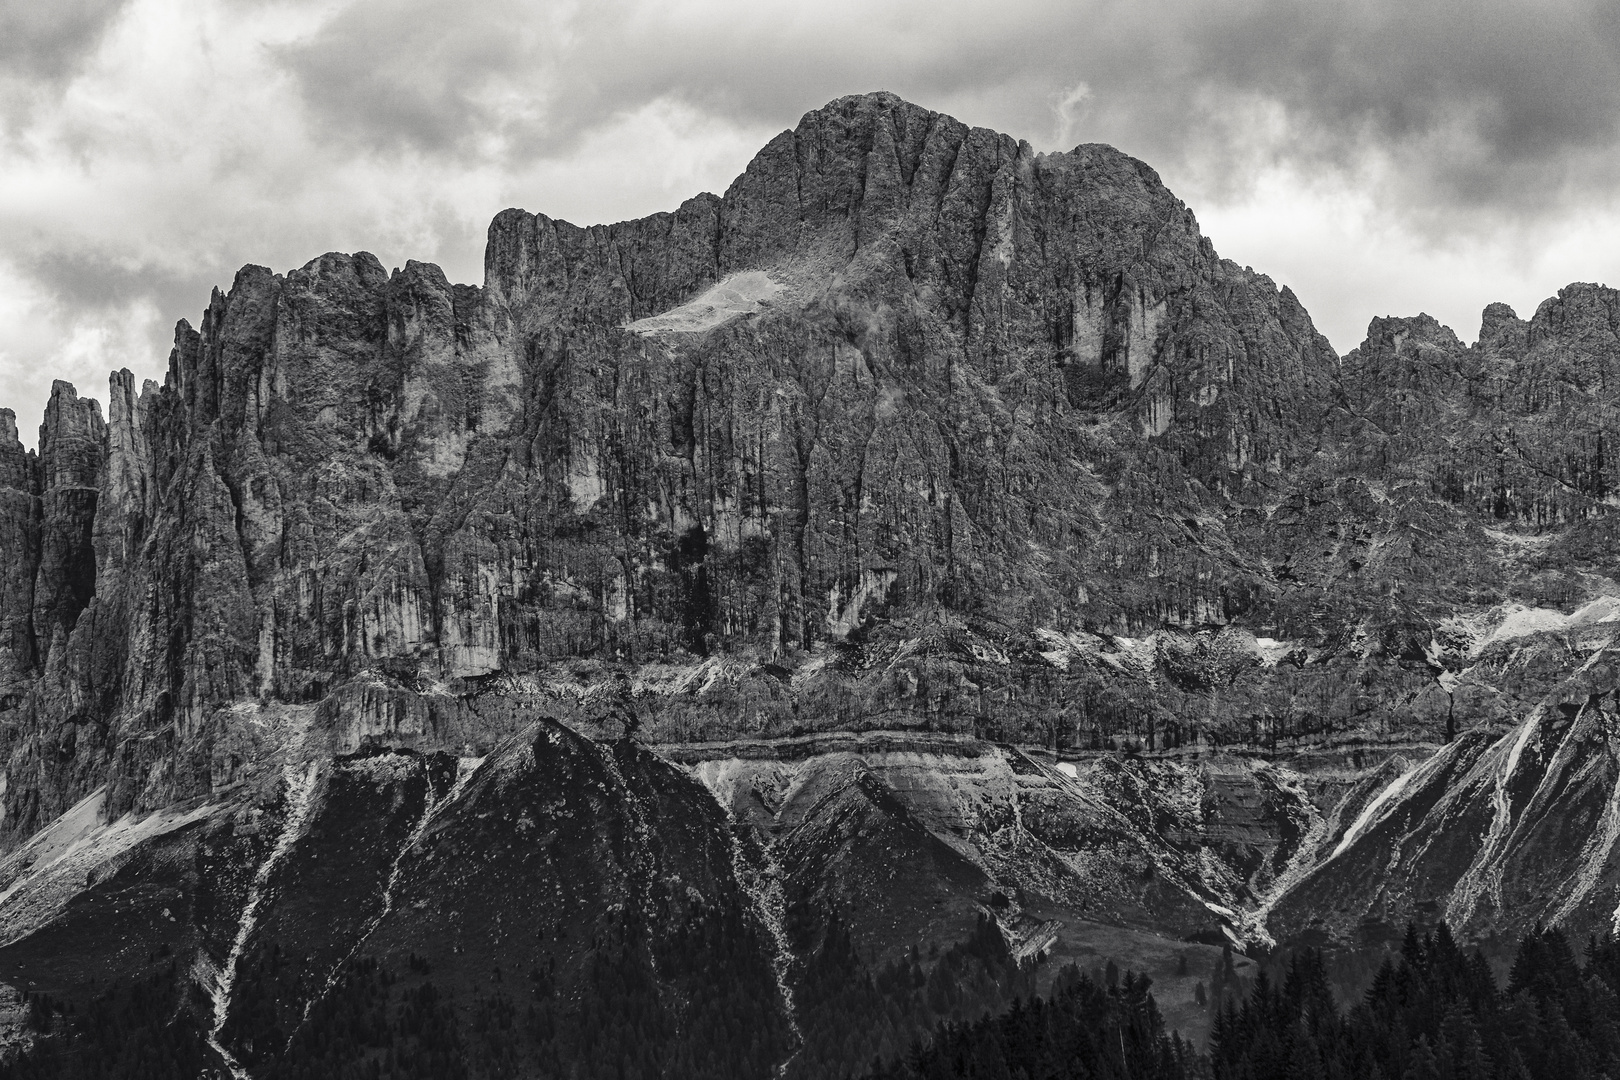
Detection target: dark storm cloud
<box><xmin>277</xmin><ymin>0</ymin><xmax>1071</xmax><ymax>156</ymax></box>
<box><xmin>22</xmin><ymin>247</ymin><xmax>202</xmax><ymax>314</ymax></box>
<box><xmin>277</xmin><ymin>0</ymin><xmax>536</xmax><ymax>154</ymax></box>
<box><xmin>1174</xmin><ymin>0</ymin><xmax>1620</xmax><ymax>208</ymax></box>
<box><xmin>0</xmin><ymin>0</ymin><xmax>129</xmax><ymax>82</ymax></box>
<box><xmin>277</xmin><ymin>0</ymin><xmax>1620</xmax><ymax>223</ymax></box>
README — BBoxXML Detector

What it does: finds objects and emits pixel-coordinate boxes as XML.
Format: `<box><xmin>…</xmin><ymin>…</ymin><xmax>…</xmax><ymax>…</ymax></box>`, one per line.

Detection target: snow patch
<box><xmin>627</xmin><ymin>271</ymin><xmax>782</xmax><ymax>335</ymax></box>
<box><xmin>1253</xmin><ymin>637</ymin><xmax>1306</xmax><ymax>667</ymax></box>
<box><xmin>1442</xmin><ymin>597</ymin><xmax>1620</xmax><ymax>659</ymax></box>
<box><xmin>1488</xmin><ymin>606</ymin><xmax>1572</xmax><ymax>646</ymax></box>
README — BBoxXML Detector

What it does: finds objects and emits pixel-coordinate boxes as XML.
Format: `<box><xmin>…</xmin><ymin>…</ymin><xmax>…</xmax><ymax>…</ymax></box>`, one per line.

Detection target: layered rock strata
<box><xmin>2</xmin><ymin>92</ymin><xmax>1620</xmax><ymax>1072</ymax></box>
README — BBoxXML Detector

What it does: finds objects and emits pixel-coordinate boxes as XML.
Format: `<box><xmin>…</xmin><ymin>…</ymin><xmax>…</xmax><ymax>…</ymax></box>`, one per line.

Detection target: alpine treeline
<box><xmin>1208</xmin><ymin>923</ymin><xmax>1620</xmax><ymax>1080</ymax></box>
<box><xmin>867</xmin><ymin>924</ymin><xmax>1620</xmax><ymax>1080</ymax></box>
<box><xmin>794</xmin><ymin>911</ymin><xmax>1038</xmax><ymax>1079</ymax></box>
<box><xmin>11</xmin><ymin>923</ymin><xmax>1620</xmax><ymax>1078</ymax></box>
<box><xmin>861</xmin><ymin>962</ymin><xmax>1197</xmax><ymax>1080</ymax></box>
<box><xmin>0</xmin><ymin>965</ymin><xmax>206</xmax><ymax>1080</ymax></box>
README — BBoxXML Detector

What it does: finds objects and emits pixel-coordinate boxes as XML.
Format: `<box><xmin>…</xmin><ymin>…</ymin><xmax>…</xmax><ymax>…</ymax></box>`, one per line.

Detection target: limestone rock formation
<box><xmin>0</xmin><ymin>92</ymin><xmax>1360</xmax><ymax>838</ymax></box>
<box><xmin>5</xmin><ymin>91</ymin><xmax>1620</xmax><ymax>1075</ymax></box>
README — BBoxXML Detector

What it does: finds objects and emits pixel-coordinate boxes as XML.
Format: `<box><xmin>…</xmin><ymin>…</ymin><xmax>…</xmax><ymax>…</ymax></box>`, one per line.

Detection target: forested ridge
<box><xmin>866</xmin><ymin>925</ymin><xmax>1620</xmax><ymax>1080</ymax></box>
<box><xmin>0</xmin><ymin>913</ymin><xmax>1026</xmax><ymax>1080</ymax></box>
<box><xmin>10</xmin><ymin>923</ymin><xmax>1620</xmax><ymax>1079</ymax></box>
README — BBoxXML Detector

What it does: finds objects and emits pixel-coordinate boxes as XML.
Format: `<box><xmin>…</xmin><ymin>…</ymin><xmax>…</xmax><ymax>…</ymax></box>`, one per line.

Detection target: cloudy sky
<box><xmin>3</xmin><ymin>0</ymin><xmax>1620</xmax><ymax>440</ymax></box>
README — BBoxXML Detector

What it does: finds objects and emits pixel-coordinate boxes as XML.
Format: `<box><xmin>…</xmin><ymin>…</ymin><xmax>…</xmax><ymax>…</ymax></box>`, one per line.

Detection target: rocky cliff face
<box><xmin>0</xmin><ymin>92</ymin><xmax>1360</xmax><ymax>842</ymax></box>
<box><xmin>4</xmin><ymin>90</ymin><xmax>1620</xmax><ymax>1075</ymax></box>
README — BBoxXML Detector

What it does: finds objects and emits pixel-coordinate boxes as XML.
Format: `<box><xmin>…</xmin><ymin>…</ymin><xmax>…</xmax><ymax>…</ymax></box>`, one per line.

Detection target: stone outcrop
<box><xmin>0</xmin><ymin>410</ymin><xmax>38</xmax><ymax>710</ymax></box>
<box><xmin>6</xmin><ymin>95</ymin><xmax>1620</xmax><ymax>1062</ymax></box>
<box><xmin>0</xmin><ymin>92</ymin><xmax>1364</xmax><ymax>840</ymax></box>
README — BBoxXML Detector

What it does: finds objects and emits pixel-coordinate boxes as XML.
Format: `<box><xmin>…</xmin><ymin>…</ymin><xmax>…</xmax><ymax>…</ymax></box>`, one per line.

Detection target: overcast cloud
<box><xmin>3</xmin><ymin>0</ymin><xmax>1620</xmax><ymax>440</ymax></box>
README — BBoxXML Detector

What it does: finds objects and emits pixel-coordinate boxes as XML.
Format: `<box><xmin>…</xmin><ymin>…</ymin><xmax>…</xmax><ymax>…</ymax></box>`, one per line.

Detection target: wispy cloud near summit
<box><xmin>271</xmin><ymin>0</ymin><xmax>1620</xmax><ymax>221</ymax></box>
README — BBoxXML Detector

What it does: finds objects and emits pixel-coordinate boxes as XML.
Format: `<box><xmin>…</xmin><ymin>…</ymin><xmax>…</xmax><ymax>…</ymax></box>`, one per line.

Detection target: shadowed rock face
<box><xmin>0</xmin><ymin>410</ymin><xmax>40</xmax><ymax>709</ymax></box>
<box><xmin>0</xmin><ymin>91</ymin><xmax>1355</xmax><ymax>838</ymax></box>
<box><xmin>8</xmin><ymin>91</ymin><xmax>1620</xmax><ymax>1071</ymax></box>
<box><xmin>0</xmin><ymin>738</ymin><xmax>794</xmax><ymax>1079</ymax></box>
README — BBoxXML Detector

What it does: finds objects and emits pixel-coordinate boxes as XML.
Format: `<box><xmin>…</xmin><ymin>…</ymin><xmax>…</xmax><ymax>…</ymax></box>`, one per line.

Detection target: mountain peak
<box><xmin>7</xmin><ymin>93</ymin><xmax>1620</xmax><ymax>1079</ymax></box>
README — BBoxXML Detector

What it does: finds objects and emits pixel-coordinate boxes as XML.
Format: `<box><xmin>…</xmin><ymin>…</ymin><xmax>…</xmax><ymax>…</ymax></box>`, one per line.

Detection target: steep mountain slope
<box><xmin>3</xmin><ymin>90</ymin><xmax>1620</xmax><ymax>1075</ymax></box>
<box><xmin>0</xmin><ymin>91</ymin><xmax>1352</xmax><ymax>841</ymax></box>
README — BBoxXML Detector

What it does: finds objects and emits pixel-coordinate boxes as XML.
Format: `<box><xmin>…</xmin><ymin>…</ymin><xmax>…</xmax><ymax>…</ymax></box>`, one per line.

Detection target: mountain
<box><xmin>3</xmin><ymin>90</ymin><xmax>1620</xmax><ymax>1077</ymax></box>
